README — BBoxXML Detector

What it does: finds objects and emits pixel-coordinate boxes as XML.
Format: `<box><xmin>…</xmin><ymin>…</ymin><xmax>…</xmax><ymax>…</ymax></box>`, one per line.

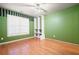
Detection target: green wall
<box><xmin>45</xmin><ymin>5</ymin><xmax>79</xmax><ymax>44</ymax></box>
<box><xmin>0</xmin><ymin>8</ymin><xmax>34</xmax><ymax>43</ymax></box>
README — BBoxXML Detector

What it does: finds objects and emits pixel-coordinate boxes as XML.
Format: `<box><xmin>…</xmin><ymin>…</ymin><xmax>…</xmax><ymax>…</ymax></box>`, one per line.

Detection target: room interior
<box><xmin>0</xmin><ymin>3</ymin><xmax>79</xmax><ymax>55</ymax></box>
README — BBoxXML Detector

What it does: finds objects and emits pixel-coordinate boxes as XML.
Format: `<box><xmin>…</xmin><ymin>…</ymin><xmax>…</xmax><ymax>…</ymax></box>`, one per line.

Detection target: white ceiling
<box><xmin>0</xmin><ymin>3</ymin><xmax>77</xmax><ymax>17</ymax></box>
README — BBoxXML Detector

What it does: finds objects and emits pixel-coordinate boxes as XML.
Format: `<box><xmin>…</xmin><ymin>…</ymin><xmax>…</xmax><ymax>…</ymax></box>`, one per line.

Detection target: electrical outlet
<box><xmin>1</xmin><ymin>37</ymin><xmax>4</xmax><ymax>40</ymax></box>
<box><xmin>53</xmin><ymin>35</ymin><xmax>56</xmax><ymax>38</ymax></box>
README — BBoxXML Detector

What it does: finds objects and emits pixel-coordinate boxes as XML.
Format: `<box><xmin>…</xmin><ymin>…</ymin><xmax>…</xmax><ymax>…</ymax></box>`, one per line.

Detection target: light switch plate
<box><xmin>1</xmin><ymin>37</ymin><xmax>4</xmax><ymax>40</ymax></box>
<box><xmin>53</xmin><ymin>35</ymin><xmax>56</xmax><ymax>38</ymax></box>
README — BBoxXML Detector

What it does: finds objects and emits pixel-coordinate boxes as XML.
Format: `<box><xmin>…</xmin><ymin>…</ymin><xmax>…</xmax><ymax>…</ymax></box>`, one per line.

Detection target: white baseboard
<box><xmin>0</xmin><ymin>37</ymin><xmax>34</xmax><ymax>45</ymax></box>
<box><xmin>1</xmin><ymin>37</ymin><xmax>78</xmax><ymax>46</ymax></box>
<box><xmin>46</xmin><ymin>38</ymin><xmax>79</xmax><ymax>46</ymax></box>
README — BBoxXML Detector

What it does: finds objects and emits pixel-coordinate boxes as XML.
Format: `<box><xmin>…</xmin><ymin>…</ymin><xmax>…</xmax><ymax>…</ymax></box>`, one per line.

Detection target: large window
<box><xmin>7</xmin><ymin>15</ymin><xmax>29</xmax><ymax>37</ymax></box>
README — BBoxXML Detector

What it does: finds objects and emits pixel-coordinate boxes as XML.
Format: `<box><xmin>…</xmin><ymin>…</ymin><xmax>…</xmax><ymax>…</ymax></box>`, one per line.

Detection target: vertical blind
<box><xmin>0</xmin><ymin>8</ymin><xmax>28</xmax><ymax>17</ymax></box>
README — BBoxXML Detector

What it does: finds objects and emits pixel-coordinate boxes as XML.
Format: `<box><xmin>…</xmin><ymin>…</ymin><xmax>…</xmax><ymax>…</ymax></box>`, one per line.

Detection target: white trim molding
<box><xmin>0</xmin><ymin>37</ymin><xmax>34</xmax><ymax>45</ymax></box>
<box><xmin>46</xmin><ymin>38</ymin><xmax>79</xmax><ymax>46</ymax></box>
<box><xmin>40</xmin><ymin>15</ymin><xmax>45</xmax><ymax>40</ymax></box>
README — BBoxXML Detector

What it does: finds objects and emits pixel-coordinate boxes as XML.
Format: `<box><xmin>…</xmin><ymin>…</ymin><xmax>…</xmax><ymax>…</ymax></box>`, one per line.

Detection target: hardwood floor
<box><xmin>0</xmin><ymin>38</ymin><xmax>79</xmax><ymax>55</ymax></box>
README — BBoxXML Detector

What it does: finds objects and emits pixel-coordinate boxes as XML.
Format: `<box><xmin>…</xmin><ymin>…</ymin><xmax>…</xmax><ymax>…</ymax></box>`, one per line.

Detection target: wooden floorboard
<box><xmin>0</xmin><ymin>38</ymin><xmax>79</xmax><ymax>55</ymax></box>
